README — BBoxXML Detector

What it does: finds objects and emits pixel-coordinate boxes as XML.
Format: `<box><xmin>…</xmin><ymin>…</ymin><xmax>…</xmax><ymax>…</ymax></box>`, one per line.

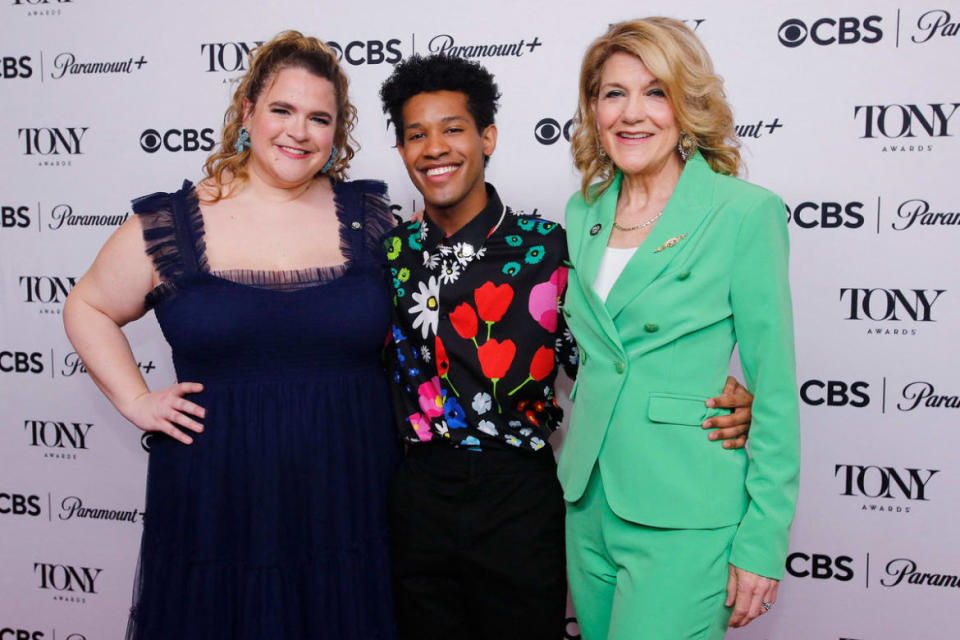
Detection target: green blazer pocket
<box><xmin>648</xmin><ymin>392</ymin><xmax>730</xmax><ymax>426</ymax></box>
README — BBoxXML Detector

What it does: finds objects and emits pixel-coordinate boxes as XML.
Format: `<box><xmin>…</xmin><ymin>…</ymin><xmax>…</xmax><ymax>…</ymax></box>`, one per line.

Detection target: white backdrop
<box><xmin>2</xmin><ymin>1</ymin><xmax>958</xmax><ymax>638</ymax></box>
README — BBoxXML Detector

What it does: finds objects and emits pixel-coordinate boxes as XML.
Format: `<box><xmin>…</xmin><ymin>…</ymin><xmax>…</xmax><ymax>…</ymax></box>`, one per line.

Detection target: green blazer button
<box><xmin>677</xmin><ymin>270</ymin><xmax>691</xmax><ymax>280</ymax></box>
<box><xmin>615</xmin><ymin>360</ymin><xmax>625</xmax><ymax>374</ymax></box>
<box><xmin>644</xmin><ymin>322</ymin><xmax>659</xmax><ymax>333</ymax></box>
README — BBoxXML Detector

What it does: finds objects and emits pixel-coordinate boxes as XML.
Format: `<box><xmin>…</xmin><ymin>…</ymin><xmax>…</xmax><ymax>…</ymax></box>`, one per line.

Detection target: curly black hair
<box><xmin>379</xmin><ymin>54</ymin><xmax>501</xmax><ymax>146</ymax></box>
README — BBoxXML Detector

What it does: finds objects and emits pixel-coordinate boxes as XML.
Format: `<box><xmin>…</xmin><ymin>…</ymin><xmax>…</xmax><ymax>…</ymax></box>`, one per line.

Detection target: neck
<box><xmin>241</xmin><ymin>163</ymin><xmax>323</xmax><ymax>204</ymax></box>
<box><xmin>425</xmin><ymin>182</ymin><xmax>489</xmax><ymax>236</ymax></box>
<box><xmin>618</xmin><ymin>156</ymin><xmax>684</xmax><ymax>212</ymax></box>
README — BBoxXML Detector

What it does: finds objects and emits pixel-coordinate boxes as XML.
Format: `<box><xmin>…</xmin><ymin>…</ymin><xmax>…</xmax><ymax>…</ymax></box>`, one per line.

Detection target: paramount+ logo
<box><xmin>140</xmin><ymin>128</ymin><xmax>215</xmax><ymax>153</ymax></box>
<box><xmin>778</xmin><ymin>15</ymin><xmax>882</xmax><ymax>47</ymax></box>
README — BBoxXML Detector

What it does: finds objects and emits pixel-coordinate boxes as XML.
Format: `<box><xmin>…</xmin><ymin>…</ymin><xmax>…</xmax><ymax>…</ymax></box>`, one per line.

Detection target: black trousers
<box><xmin>388</xmin><ymin>443</ymin><xmax>567</xmax><ymax>640</ymax></box>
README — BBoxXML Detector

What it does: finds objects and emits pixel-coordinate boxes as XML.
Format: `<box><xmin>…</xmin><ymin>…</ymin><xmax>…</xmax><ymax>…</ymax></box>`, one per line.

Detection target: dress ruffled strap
<box><xmin>132</xmin><ymin>180</ymin><xmax>207</xmax><ymax>308</ymax></box>
<box><xmin>334</xmin><ymin>179</ymin><xmax>394</xmax><ymax>265</ymax></box>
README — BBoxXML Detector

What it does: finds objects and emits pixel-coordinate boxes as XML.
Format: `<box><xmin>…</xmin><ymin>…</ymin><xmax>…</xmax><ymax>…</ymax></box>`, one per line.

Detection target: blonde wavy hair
<box><xmin>201</xmin><ymin>30</ymin><xmax>359</xmax><ymax>202</ymax></box>
<box><xmin>570</xmin><ymin>18</ymin><xmax>741</xmax><ymax>201</ymax></box>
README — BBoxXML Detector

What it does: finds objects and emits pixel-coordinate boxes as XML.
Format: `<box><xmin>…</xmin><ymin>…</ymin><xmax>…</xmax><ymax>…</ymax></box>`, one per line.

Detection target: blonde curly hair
<box><xmin>201</xmin><ymin>30</ymin><xmax>359</xmax><ymax>202</ymax></box>
<box><xmin>571</xmin><ymin>18</ymin><xmax>741</xmax><ymax>201</ymax></box>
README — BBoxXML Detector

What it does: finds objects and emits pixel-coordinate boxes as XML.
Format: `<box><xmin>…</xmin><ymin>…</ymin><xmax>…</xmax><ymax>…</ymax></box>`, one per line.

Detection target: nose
<box><xmin>423</xmin><ymin>131</ymin><xmax>450</xmax><ymax>158</ymax></box>
<box><xmin>286</xmin><ymin>116</ymin><xmax>308</xmax><ymax>141</ymax></box>
<box><xmin>620</xmin><ymin>94</ymin><xmax>647</xmax><ymax>124</ymax></box>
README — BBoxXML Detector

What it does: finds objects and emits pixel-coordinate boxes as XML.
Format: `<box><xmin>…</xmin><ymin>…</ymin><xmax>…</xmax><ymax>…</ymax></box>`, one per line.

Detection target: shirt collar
<box><xmin>420</xmin><ymin>183</ymin><xmax>506</xmax><ymax>253</ymax></box>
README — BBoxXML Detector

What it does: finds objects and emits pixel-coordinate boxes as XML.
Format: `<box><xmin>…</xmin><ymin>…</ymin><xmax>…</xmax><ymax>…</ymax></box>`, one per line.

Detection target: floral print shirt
<box><xmin>383</xmin><ymin>184</ymin><xmax>578</xmax><ymax>452</ymax></box>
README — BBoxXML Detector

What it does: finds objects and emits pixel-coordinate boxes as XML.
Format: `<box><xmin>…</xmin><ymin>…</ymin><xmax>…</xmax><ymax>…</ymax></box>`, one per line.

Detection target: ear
<box><xmin>480</xmin><ymin>123</ymin><xmax>498</xmax><ymax>158</ymax></box>
<box><xmin>242</xmin><ymin>98</ymin><xmax>253</xmax><ymax>128</ymax></box>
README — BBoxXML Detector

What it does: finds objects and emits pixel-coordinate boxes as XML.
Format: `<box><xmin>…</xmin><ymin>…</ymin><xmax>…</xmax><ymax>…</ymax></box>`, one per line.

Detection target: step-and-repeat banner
<box><xmin>2</xmin><ymin>1</ymin><xmax>957</xmax><ymax>638</ymax></box>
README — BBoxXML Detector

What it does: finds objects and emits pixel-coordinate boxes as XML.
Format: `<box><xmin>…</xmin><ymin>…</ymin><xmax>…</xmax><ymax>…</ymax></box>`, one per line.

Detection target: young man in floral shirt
<box><xmin>378</xmin><ymin>55</ymin><xmax>752</xmax><ymax>640</ymax></box>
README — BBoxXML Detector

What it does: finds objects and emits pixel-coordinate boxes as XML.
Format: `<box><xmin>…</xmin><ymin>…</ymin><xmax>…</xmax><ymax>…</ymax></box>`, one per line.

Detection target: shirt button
<box><xmin>351</xmin><ymin>221</ymin><xmax>362</xmax><ymax>230</ymax></box>
<box><xmin>677</xmin><ymin>270</ymin><xmax>691</xmax><ymax>280</ymax></box>
<box><xmin>615</xmin><ymin>360</ymin><xmax>625</xmax><ymax>374</ymax></box>
<box><xmin>644</xmin><ymin>322</ymin><xmax>659</xmax><ymax>333</ymax></box>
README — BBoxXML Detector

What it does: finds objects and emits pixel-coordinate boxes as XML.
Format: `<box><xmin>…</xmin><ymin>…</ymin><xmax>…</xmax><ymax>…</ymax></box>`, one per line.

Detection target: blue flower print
<box><xmin>462</xmin><ymin>436</ymin><xmax>481</xmax><ymax>447</ymax></box>
<box><xmin>506</xmin><ymin>234</ymin><xmax>523</xmax><ymax>247</ymax></box>
<box><xmin>392</xmin><ymin>326</ymin><xmax>407</xmax><ymax>344</ymax></box>
<box><xmin>517</xmin><ymin>218</ymin><xmax>537</xmax><ymax>232</ymax></box>
<box><xmin>442</xmin><ymin>391</ymin><xmax>468</xmax><ymax>429</ymax></box>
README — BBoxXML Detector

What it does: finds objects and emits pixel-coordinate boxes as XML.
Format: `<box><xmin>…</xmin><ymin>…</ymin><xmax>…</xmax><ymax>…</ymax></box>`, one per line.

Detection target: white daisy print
<box><xmin>472</xmin><ymin>392</ymin><xmax>493</xmax><ymax>415</ymax></box>
<box><xmin>439</xmin><ymin>260</ymin><xmax>461</xmax><ymax>285</ymax></box>
<box><xmin>420</xmin><ymin>345</ymin><xmax>432</xmax><ymax>363</ymax></box>
<box><xmin>530</xmin><ymin>437</ymin><xmax>545</xmax><ymax>451</ymax></box>
<box><xmin>437</xmin><ymin>244</ymin><xmax>453</xmax><ymax>256</ymax></box>
<box><xmin>423</xmin><ymin>250</ymin><xmax>440</xmax><ymax>270</ymax></box>
<box><xmin>409</xmin><ymin>276</ymin><xmax>440</xmax><ymax>339</ymax></box>
<box><xmin>452</xmin><ymin>242</ymin><xmax>475</xmax><ymax>265</ymax></box>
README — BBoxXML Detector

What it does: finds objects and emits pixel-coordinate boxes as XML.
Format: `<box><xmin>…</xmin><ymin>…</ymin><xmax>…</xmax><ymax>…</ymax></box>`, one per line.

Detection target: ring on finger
<box><xmin>760</xmin><ymin>601</ymin><xmax>774</xmax><ymax>612</ymax></box>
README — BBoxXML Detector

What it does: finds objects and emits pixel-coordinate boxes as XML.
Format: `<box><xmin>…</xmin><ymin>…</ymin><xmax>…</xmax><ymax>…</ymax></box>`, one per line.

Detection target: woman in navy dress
<box><xmin>64</xmin><ymin>32</ymin><xmax>399</xmax><ymax>639</ymax></box>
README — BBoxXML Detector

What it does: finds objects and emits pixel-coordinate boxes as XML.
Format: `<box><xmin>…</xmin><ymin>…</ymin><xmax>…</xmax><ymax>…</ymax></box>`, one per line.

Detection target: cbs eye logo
<box><xmin>778</xmin><ymin>16</ymin><xmax>883</xmax><ymax>47</ymax></box>
<box><xmin>534</xmin><ymin>118</ymin><xmax>574</xmax><ymax>145</ymax></box>
<box><xmin>140</xmin><ymin>128</ymin><xmax>216</xmax><ymax>153</ymax></box>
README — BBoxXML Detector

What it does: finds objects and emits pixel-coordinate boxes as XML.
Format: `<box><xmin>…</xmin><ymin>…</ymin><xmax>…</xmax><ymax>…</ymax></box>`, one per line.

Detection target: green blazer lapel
<box><xmin>570</xmin><ymin>172</ymin><xmax>624</xmax><ymax>354</ymax></box>
<box><xmin>605</xmin><ymin>153</ymin><xmax>718</xmax><ymax>320</ymax></box>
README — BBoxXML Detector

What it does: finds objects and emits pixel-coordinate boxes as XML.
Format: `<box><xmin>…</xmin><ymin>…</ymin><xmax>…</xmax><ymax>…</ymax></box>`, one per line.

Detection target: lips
<box><xmin>421</xmin><ymin>163</ymin><xmax>461</xmax><ymax>181</ymax></box>
<box><xmin>276</xmin><ymin>144</ymin><xmax>311</xmax><ymax>159</ymax></box>
<box><xmin>617</xmin><ymin>132</ymin><xmax>652</xmax><ymax>140</ymax></box>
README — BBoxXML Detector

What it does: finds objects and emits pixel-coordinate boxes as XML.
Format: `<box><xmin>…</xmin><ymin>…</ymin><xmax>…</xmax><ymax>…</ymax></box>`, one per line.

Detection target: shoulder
<box><xmin>131</xmin><ymin>179</ymin><xmax>195</xmax><ymax>216</ymax></box>
<box><xmin>713</xmin><ymin>173</ymin><xmax>784</xmax><ymax>213</ymax></box>
<box><xmin>504</xmin><ymin>209</ymin><xmax>566</xmax><ymax>248</ymax></box>
<box><xmin>336</xmin><ymin>178</ymin><xmax>389</xmax><ymax>201</ymax></box>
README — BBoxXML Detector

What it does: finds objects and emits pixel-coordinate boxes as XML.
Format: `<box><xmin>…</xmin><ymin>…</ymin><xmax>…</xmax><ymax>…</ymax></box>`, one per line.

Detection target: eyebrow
<box><xmin>268</xmin><ymin>100</ymin><xmax>333</xmax><ymax>119</ymax></box>
<box><xmin>404</xmin><ymin>115</ymin><xmax>469</xmax><ymax>130</ymax></box>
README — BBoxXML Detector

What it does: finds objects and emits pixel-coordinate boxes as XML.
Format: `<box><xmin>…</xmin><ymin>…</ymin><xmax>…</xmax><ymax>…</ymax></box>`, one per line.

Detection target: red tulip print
<box><xmin>450</xmin><ymin>303</ymin><xmax>479</xmax><ymax>346</ymax></box>
<box><xmin>477</xmin><ymin>338</ymin><xmax>516</xmax><ymax>412</ymax></box>
<box><xmin>435</xmin><ymin>335</ymin><xmax>459</xmax><ymax>396</ymax></box>
<box><xmin>475</xmin><ymin>282</ymin><xmax>514</xmax><ymax>341</ymax></box>
<box><xmin>508</xmin><ymin>346</ymin><xmax>555</xmax><ymax>395</ymax></box>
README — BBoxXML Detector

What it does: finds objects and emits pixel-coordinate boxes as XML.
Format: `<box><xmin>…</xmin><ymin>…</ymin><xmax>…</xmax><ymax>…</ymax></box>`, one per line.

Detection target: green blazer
<box><xmin>557</xmin><ymin>153</ymin><xmax>800</xmax><ymax>580</ymax></box>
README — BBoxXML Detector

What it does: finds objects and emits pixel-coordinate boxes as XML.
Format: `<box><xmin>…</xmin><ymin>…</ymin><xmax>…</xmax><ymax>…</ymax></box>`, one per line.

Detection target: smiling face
<box><xmin>397</xmin><ymin>90</ymin><xmax>496</xmax><ymax>223</ymax></box>
<box><xmin>593</xmin><ymin>51</ymin><xmax>682</xmax><ymax>180</ymax></box>
<box><xmin>243</xmin><ymin>66</ymin><xmax>337</xmax><ymax>189</ymax></box>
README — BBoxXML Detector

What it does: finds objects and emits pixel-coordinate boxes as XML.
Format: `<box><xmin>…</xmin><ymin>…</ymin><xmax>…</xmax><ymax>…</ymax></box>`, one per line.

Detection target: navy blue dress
<box><xmin>128</xmin><ymin>179</ymin><xmax>399</xmax><ymax>639</ymax></box>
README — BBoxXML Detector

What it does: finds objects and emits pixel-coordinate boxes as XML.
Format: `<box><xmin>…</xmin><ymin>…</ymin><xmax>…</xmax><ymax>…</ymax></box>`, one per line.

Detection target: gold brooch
<box><xmin>653</xmin><ymin>233</ymin><xmax>687</xmax><ymax>253</ymax></box>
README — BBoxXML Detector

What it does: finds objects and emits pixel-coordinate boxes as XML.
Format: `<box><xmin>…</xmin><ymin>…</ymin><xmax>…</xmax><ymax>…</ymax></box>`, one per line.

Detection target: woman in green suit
<box><xmin>559</xmin><ymin>18</ymin><xmax>800</xmax><ymax>639</ymax></box>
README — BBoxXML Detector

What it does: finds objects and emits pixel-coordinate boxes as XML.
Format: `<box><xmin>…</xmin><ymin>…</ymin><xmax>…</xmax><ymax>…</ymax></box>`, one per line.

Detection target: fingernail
<box><xmin>706</xmin><ymin>399</ymin><xmax>716</xmax><ymax>407</ymax></box>
<box><xmin>702</xmin><ymin>420</ymin><xmax>712</xmax><ymax>429</ymax></box>
<box><xmin>709</xmin><ymin>433</ymin><xmax>717</xmax><ymax>440</ymax></box>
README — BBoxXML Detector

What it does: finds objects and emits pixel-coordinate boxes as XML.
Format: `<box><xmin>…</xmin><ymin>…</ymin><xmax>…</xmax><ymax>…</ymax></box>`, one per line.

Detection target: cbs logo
<box><xmin>0</xmin><ymin>492</ymin><xmax>42</xmax><ymax>516</ymax></box>
<box><xmin>778</xmin><ymin>16</ymin><xmax>882</xmax><ymax>48</ymax></box>
<box><xmin>786</xmin><ymin>201</ymin><xmax>865</xmax><ymax>229</ymax></box>
<box><xmin>1</xmin><ymin>56</ymin><xmax>32</xmax><ymax>79</ymax></box>
<box><xmin>800</xmin><ymin>380</ymin><xmax>870</xmax><ymax>407</ymax></box>
<box><xmin>2</xmin><ymin>205</ymin><xmax>31</xmax><ymax>228</ymax></box>
<box><xmin>786</xmin><ymin>553</ymin><xmax>854</xmax><ymax>581</ymax></box>
<box><xmin>534</xmin><ymin>118</ymin><xmax>574</xmax><ymax>145</ymax></box>
<box><xmin>140</xmin><ymin>128</ymin><xmax>216</xmax><ymax>153</ymax></box>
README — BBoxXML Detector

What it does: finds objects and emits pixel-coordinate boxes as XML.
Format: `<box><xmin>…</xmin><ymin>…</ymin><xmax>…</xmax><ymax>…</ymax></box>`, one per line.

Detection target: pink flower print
<box><xmin>418</xmin><ymin>376</ymin><xmax>445</xmax><ymax>419</ymax></box>
<box><xmin>407</xmin><ymin>412</ymin><xmax>434</xmax><ymax>442</ymax></box>
<box><xmin>528</xmin><ymin>267</ymin><xmax>568</xmax><ymax>332</ymax></box>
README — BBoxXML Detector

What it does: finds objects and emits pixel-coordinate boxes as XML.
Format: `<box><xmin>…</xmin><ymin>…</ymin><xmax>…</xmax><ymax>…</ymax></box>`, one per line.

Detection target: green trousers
<box><xmin>566</xmin><ymin>467</ymin><xmax>736</xmax><ymax>640</ymax></box>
